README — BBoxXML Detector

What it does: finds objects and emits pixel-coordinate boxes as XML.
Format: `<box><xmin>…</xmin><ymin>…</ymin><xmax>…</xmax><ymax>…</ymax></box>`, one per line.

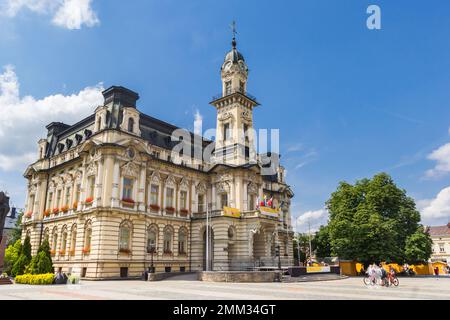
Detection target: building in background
<box><xmin>21</xmin><ymin>35</ymin><xmax>294</xmax><ymax>279</ymax></box>
<box><xmin>428</xmin><ymin>223</ymin><xmax>450</xmax><ymax>266</ymax></box>
<box><xmin>0</xmin><ymin>192</ymin><xmax>19</xmax><ymax>272</ymax></box>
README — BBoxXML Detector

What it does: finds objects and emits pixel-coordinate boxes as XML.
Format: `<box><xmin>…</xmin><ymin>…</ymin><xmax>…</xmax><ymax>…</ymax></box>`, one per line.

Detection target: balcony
<box><xmin>211</xmin><ymin>88</ymin><xmax>258</xmax><ymax>104</ymax></box>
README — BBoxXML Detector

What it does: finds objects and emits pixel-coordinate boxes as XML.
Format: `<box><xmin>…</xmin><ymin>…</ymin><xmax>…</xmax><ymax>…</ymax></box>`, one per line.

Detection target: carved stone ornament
<box><xmin>121</xmin><ymin>161</ymin><xmax>139</xmax><ymax>178</ymax></box>
<box><xmin>216</xmin><ymin>181</ymin><xmax>230</xmax><ymax>194</ymax></box>
<box><xmin>86</xmin><ymin>162</ymin><xmax>97</xmax><ymax>177</ymax></box>
<box><xmin>75</xmin><ymin>170</ymin><xmax>83</xmax><ymax>181</ymax></box>
<box><xmin>218</xmin><ymin>173</ymin><xmax>232</xmax><ymax>183</ymax></box>
<box><xmin>247</xmin><ymin>182</ymin><xmax>258</xmax><ymax>195</ymax></box>
<box><xmin>150</xmin><ymin>171</ymin><xmax>161</xmax><ymax>184</ymax></box>
<box><xmin>241</xmin><ymin>111</ymin><xmax>252</xmax><ymax>122</ymax></box>
<box><xmin>218</xmin><ymin>112</ymin><xmax>234</xmax><ymax>122</ymax></box>
<box><xmin>165</xmin><ymin>175</ymin><xmax>176</xmax><ymax>188</ymax></box>
<box><xmin>196</xmin><ymin>181</ymin><xmax>207</xmax><ymax>194</ymax></box>
<box><xmin>179</xmin><ymin>177</ymin><xmax>189</xmax><ymax>190</ymax></box>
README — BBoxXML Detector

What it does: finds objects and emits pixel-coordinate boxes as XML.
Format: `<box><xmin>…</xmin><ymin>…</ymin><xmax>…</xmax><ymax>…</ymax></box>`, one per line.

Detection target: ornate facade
<box><xmin>21</xmin><ymin>37</ymin><xmax>294</xmax><ymax>279</ymax></box>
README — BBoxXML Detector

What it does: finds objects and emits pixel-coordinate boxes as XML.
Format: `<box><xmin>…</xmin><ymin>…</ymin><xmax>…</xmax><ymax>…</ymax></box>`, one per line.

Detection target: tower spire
<box><xmin>231</xmin><ymin>20</ymin><xmax>237</xmax><ymax>48</ymax></box>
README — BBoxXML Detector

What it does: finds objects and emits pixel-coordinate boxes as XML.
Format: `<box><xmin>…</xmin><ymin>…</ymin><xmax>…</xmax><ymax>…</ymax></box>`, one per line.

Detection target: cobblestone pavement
<box><xmin>0</xmin><ymin>276</ymin><xmax>449</xmax><ymax>300</ymax></box>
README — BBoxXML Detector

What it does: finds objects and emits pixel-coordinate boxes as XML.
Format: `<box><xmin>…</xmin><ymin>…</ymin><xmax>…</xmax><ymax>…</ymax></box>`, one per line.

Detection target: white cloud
<box><xmin>425</xmin><ymin>142</ymin><xmax>450</xmax><ymax>178</ymax></box>
<box><xmin>418</xmin><ymin>187</ymin><xmax>450</xmax><ymax>224</ymax></box>
<box><xmin>194</xmin><ymin>109</ymin><xmax>203</xmax><ymax>136</ymax></box>
<box><xmin>52</xmin><ymin>0</ymin><xmax>99</xmax><ymax>30</ymax></box>
<box><xmin>0</xmin><ymin>64</ymin><xmax>103</xmax><ymax>172</ymax></box>
<box><xmin>0</xmin><ymin>0</ymin><xmax>99</xmax><ymax>29</ymax></box>
<box><xmin>295</xmin><ymin>208</ymin><xmax>328</xmax><ymax>232</ymax></box>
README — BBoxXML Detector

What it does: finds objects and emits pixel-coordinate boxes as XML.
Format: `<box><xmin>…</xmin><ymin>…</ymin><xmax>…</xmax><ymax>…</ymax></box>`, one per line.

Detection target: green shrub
<box><xmin>15</xmin><ymin>273</ymin><xmax>55</xmax><ymax>285</ymax></box>
<box><xmin>68</xmin><ymin>275</ymin><xmax>80</xmax><ymax>284</ymax></box>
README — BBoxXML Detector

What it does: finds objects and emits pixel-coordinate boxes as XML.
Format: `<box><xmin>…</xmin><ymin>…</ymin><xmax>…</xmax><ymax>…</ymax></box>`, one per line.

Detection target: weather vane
<box><xmin>230</xmin><ymin>20</ymin><xmax>237</xmax><ymax>39</ymax></box>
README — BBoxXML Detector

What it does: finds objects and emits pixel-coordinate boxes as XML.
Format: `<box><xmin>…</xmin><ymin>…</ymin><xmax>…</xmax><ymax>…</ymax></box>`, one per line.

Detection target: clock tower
<box><xmin>210</xmin><ymin>24</ymin><xmax>259</xmax><ymax>166</ymax></box>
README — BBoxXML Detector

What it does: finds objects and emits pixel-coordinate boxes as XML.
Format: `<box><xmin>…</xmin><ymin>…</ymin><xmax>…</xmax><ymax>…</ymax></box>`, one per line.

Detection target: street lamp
<box><xmin>147</xmin><ymin>244</ymin><xmax>156</xmax><ymax>273</ymax></box>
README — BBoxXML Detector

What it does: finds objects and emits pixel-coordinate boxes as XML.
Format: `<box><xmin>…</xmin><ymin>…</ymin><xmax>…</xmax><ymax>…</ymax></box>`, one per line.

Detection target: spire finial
<box><xmin>230</xmin><ymin>20</ymin><xmax>237</xmax><ymax>48</ymax></box>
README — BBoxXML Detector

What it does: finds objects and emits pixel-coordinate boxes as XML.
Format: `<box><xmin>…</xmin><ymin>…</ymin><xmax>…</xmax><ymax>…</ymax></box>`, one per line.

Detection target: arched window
<box><xmin>147</xmin><ymin>226</ymin><xmax>157</xmax><ymax>253</ymax></box>
<box><xmin>128</xmin><ymin>117</ymin><xmax>134</xmax><ymax>133</ymax></box>
<box><xmin>43</xmin><ymin>228</ymin><xmax>49</xmax><ymax>243</ymax></box>
<box><xmin>220</xmin><ymin>193</ymin><xmax>228</xmax><ymax>208</ymax></box>
<box><xmin>70</xmin><ymin>225</ymin><xmax>77</xmax><ymax>256</ymax></box>
<box><xmin>61</xmin><ymin>228</ymin><xmax>67</xmax><ymax>254</ymax></box>
<box><xmin>83</xmin><ymin>224</ymin><xmax>92</xmax><ymax>254</ymax></box>
<box><xmin>248</xmin><ymin>193</ymin><xmax>255</xmax><ymax>211</ymax></box>
<box><xmin>119</xmin><ymin>222</ymin><xmax>131</xmax><ymax>252</ymax></box>
<box><xmin>164</xmin><ymin>227</ymin><xmax>173</xmax><ymax>254</ymax></box>
<box><xmin>178</xmin><ymin>228</ymin><xmax>187</xmax><ymax>254</ymax></box>
<box><xmin>51</xmin><ymin>230</ymin><xmax>58</xmax><ymax>253</ymax></box>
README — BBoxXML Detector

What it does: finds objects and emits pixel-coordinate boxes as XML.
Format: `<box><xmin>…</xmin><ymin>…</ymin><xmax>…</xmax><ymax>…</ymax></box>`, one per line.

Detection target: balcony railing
<box><xmin>212</xmin><ymin>89</ymin><xmax>258</xmax><ymax>103</ymax></box>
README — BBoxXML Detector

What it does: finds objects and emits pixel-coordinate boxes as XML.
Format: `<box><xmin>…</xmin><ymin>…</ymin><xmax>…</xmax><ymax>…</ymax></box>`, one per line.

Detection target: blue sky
<box><xmin>1</xmin><ymin>0</ymin><xmax>450</xmax><ymax>232</ymax></box>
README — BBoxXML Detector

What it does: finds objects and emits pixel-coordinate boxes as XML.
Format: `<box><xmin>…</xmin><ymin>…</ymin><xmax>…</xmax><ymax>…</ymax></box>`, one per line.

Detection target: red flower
<box><xmin>165</xmin><ymin>207</ymin><xmax>175</xmax><ymax>213</ymax></box>
<box><xmin>44</xmin><ymin>209</ymin><xmax>51</xmax><ymax>217</ymax></box>
<box><xmin>82</xmin><ymin>247</ymin><xmax>91</xmax><ymax>254</ymax></box>
<box><xmin>149</xmin><ymin>204</ymin><xmax>160</xmax><ymax>211</ymax></box>
<box><xmin>180</xmin><ymin>209</ymin><xmax>189</xmax><ymax>216</ymax></box>
<box><xmin>52</xmin><ymin>208</ymin><xmax>60</xmax><ymax>215</ymax></box>
<box><xmin>122</xmin><ymin>198</ymin><xmax>135</xmax><ymax>204</ymax></box>
<box><xmin>85</xmin><ymin>197</ymin><xmax>94</xmax><ymax>204</ymax></box>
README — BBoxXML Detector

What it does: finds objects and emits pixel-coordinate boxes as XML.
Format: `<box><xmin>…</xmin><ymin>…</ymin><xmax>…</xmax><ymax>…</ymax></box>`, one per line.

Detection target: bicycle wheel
<box><xmin>363</xmin><ymin>276</ymin><xmax>371</xmax><ymax>285</ymax></box>
<box><xmin>392</xmin><ymin>277</ymin><xmax>399</xmax><ymax>286</ymax></box>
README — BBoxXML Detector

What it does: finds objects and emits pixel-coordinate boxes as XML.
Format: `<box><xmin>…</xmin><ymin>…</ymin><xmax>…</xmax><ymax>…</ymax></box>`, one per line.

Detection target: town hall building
<box><xmin>21</xmin><ymin>35</ymin><xmax>294</xmax><ymax>279</ymax></box>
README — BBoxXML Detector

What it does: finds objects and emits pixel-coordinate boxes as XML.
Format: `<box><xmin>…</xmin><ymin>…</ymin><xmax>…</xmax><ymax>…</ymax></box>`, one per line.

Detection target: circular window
<box><xmin>127</xmin><ymin>147</ymin><xmax>135</xmax><ymax>159</ymax></box>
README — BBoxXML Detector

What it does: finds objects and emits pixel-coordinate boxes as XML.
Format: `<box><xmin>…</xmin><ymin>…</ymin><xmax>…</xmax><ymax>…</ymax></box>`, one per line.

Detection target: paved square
<box><xmin>0</xmin><ymin>275</ymin><xmax>449</xmax><ymax>300</ymax></box>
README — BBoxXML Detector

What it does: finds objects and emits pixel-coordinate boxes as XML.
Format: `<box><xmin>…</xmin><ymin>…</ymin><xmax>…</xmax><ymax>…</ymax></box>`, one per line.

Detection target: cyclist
<box><xmin>387</xmin><ymin>266</ymin><xmax>396</xmax><ymax>286</ymax></box>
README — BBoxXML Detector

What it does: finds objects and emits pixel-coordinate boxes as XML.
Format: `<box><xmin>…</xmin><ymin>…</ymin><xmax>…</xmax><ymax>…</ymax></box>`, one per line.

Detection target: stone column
<box><xmin>138</xmin><ymin>165</ymin><xmax>146</xmax><ymax>211</ymax></box>
<box><xmin>94</xmin><ymin>160</ymin><xmax>103</xmax><ymax>207</ymax></box>
<box><xmin>211</xmin><ymin>184</ymin><xmax>216</xmax><ymax>211</ymax></box>
<box><xmin>111</xmin><ymin>160</ymin><xmax>120</xmax><ymax>207</ymax></box>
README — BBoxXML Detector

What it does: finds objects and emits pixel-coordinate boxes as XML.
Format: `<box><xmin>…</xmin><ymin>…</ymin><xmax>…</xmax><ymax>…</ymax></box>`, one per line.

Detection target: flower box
<box><xmin>50</xmin><ymin>250</ymin><xmax>56</xmax><ymax>256</ymax></box>
<box><xmin>59</xmin><ymin>250</ymin><xmax>66</xmax><ymax>255</ymax></box>
<box><xmin>149</xmin><ymin>204</ymin><xmax>160</xmax><ymax>212</ymax></box>
<box><xmin>82</xmin><ymin>247</ymin><xmax>91</xmax><ymax>254</ymax></box>
<box><xmin>44</xmin><ymin>209</ymin><xmax>51</xmax><ymax>217</ymax></box>
<box><xmin>61</xmin><ymin>205</ymin><xmax>69</xmax><ymax>213</ymax></box>
<box><xmin>25</xmin><ymin>212</ymin><xmax>33</xmax><ymax>219</ymax></box>
<box><xmin>163</xmin><ymin>250</ymin><xmax>172</xmax><ymax>254</ymax></box>
<box><xmin>52</xmin><ymin>208</ymin><xmax>60</xmax><ymax>215</ymax></box>
<box><xmin>72</xmin><ymin>202</ymin><xmax>78</xmax><ymax>210</ymax></box>
<box><xmin>119</xmin><ymin>248</ymin><xmax>132</xmax><ymax>254</ymax></box>
<box><xmin>180</xmin><ymin>209</ymin><xmax>189</xmax><ymax>216</ymax></box>
<box><xmin>84</xmin><ymin>197</ymin><xmax>94</xmax><ymax>204</ymax></box>
<box><xmin>122</xmin><ymin>198</ymin><xmax>135</xmax><ymax>204</ymax></box>
<box><xmin>69</xmin><ymin>249</ymin><xmax>75</xmax><ymax>256</ymax></box>
<box><xmin>165</xmin><ymin>207</ymin><xmax>175</xmax><ymax>214</ymax></box>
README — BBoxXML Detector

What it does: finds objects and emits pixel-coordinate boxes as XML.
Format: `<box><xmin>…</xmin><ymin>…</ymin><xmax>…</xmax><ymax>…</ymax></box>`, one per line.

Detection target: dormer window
<box><xmin>128</xmin><ymin>118</ymin><xmax>134</xmax><ymax>133</ymax></box>
<box><xmin>223</xmin><ymin>123</ymin><xmax>230</xmax><ymax>141</ymax></box>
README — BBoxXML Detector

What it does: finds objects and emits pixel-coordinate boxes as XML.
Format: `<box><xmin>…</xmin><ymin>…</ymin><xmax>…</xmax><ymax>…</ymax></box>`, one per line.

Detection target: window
<box><xmin>166</xmin><ymin>188</ymin><xmax>174</xmax><ymax>207</ymax></box>
<box><xmin>178</xmin><ymin>229</ymin><xmax>186</xmax><ymax>254</ymax></box>
<box><xmin>439</xmin><ymin>244</ymin><xmax>445</xmax><ymax>253</ymax></box>
<box><xmin>56</xmin><ymin>190</ymin><xmax>62</xmax><ymax>208</ymax></box>
<box><xmin>239</xmin><ymin>80</ymin><xmax>245</xmax><ymax>93</ymax></box>
<box><xmin>220</xmin><ymin>193</ymin><xmax>228</xmax><ymax>208</ymax></box>
<box><xmin>61</xmin><ymin>232</ymin><xmax>67</xmax><ymax>253</ymax></box>
<box><xmin>248</xmin><ymin>194</ymin><xmax>255</xmax><ymax>211</ymax></box>
<box><xmin>225</xmin><ymin>81</ymin><xmax>232</xmax><ymax>95</ymax></box>
<box><xmin>52</xmin><ymin>232</ymin><xmax>58</xmax><ymax>251</ymax></box>
<box><xmin>75</xmin><ymin>184</ymin><xmax>81</xmax><ymax>203</ymax></box>
<box><xmin>28</xmin><ymin>194</ymin><xmax>35</xmax><ymax>213</ymax></box>
<box><xmin>70</xmin><ymin>229</ymin><xmax>77</xmax><ymax>253</ymax></box>
<box><xmin>223</xmin><ymin>123</ymin><xmax>230</xmax><ymax>141</ymax></box>
<box><xmin>150</xmin><ymin>185</ymin><xmax>159</xmax><ymax>205</ymax></box>
<box><xmin>128</xmin><ymin>118</ymin><xmax>134</xmax><ymax>133</ymax></box>
<box><xmin>47</xmin><ymin>193</ymin><xmax>53</xmax><ymax>210</ymax></box>
<box><xmin>164</xmin><ymin>229</ymin><xmax>172</xmax><ymax>253</ymax></box>
<box><xmin>65</xmin><ymin>187</ymin><xmax>71</xmax><ymax>206</ymax></box>
<box><xmin>119</xmin><ymin>224</ymin><xmax>131</xmax><ymax>251</ymax></box>
<box><xmin>122</xmin><ymin>177</ymin><xmax>133</xmax><ymax>200</ymax></box>
<box><xmin>88</xmin><ymin>176</ymin><xmax>95</xmax><ymax>198</ymax></box>
<box><xmin>147</xmin><ymin>228</ymin><xmax>157</xmax><ymax>253</ymax></box>
<box><xmin>120</xmin><ymin>267</ymin><xmax>128</xmax><ymax>278</ymax></box>
<box><xmin>198</xmin><ymin>194</ymin><xmax>205</xmax><ymax>212</ymax></box>
<box><xmin>180</xmin><ymin>191</ymin><xmax>187</xmax><ymax>209</ymax></box>
<box><xmin>84</xmin><ymin>228</ymin><xmax>92</xmax><ymax>252</ymax></box>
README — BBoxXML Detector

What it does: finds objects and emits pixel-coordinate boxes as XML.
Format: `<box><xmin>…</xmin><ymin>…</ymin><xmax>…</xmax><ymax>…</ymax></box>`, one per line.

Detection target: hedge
<box><xmin>15</xmin><ymin>273</ymin><xmax>54</xmax><ymax>285</ymax></box>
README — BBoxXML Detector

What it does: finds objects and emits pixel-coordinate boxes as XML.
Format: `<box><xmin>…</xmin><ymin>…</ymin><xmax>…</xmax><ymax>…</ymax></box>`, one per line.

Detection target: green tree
<box><xmin>326</xmin><ymin>173</ymin><xmax>431</xmax><ymax>267</ymax></box>
<box><xmin>6</xmin><ymin>210</ymin><xmax>23</xmax><ymax>247</ymax></box>
<box><xmin>11</xmin><ymin>235</ymin><xmax>32</xmax><ymax>277</ymax></box>
<box><xmin>27</xmin><ymin>239</ymin><xmax>53</xmax><ymax>275</ymax></box>
<box><xmin>3</xmin><ymin>239</ymin><xmax>22</xmax><ymax>275</ymax></box>
<box><xmin>314</xmin><ymin>225</ymin><xmax>332</xmax><ymax>259</ymax></box>
<box><xmin>405</xmin><ymin>227</ymin><xmax>433</xmax><ymax>264</ymax></box>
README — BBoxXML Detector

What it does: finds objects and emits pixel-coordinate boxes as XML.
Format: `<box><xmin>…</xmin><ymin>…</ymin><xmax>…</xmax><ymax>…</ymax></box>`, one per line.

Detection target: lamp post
<box><xmin>206</xmin><ymin>202</ymin><xmax>211</xmax><ymax>271</ymax></box>
<box><xmin>148</xmin><ymin>244</ymin><xmax>156</xmax><ymax>273</ymax></box>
